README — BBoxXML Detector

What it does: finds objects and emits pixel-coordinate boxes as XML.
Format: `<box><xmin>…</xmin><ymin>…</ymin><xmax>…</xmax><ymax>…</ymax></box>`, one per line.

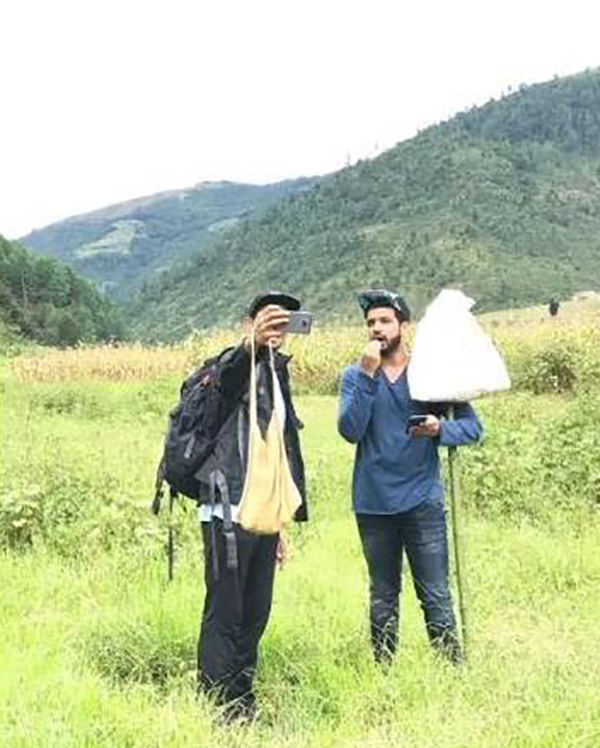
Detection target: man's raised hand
<box><xmin>360</xmin><ymin>340</ymin><xmax>382</xmax><ymax>377</ymax></box>
<box><xmin>252</xmin><ymin>305</ymin><xmax>290</xmax><ymax>347</ymax></box>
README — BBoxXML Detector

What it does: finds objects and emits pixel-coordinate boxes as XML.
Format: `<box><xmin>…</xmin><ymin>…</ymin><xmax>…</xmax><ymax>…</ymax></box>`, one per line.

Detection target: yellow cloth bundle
<box><xmin>238</xmin><ymin>335</ymin><xmax>302</xmax><ymax>535</ymax></box>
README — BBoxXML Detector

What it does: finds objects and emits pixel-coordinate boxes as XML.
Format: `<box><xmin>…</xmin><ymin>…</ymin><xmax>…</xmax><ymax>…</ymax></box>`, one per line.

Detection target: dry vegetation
<box><xmin>10</xmin><ymin>295</ymin><xmax>600</xmax><ymax>397</ymax></box>
<box><xmin>11</xmin><ymin>340</ymin><xmax>210</xmax><ymax>383</ymax></box>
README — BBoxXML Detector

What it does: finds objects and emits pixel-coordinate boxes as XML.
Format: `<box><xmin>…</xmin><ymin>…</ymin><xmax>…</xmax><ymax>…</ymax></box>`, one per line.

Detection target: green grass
<box><xmin>1</xmin><ymin>364</ymin><xmax>600</xmax><ymax>747</ymax></box>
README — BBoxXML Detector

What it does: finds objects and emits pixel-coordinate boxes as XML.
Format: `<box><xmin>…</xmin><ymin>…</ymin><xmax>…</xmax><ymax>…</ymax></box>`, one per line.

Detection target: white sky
<box><xmin>1</xmin><ymin>0</ymin><xmax>599</xmax><ymax>239</ymax></box>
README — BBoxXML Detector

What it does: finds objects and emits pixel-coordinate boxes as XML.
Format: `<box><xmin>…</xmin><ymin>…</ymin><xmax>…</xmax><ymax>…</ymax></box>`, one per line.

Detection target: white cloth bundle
<box><xmin>407</xmin><ymin>289</ymin><xmax>511</xmax><ymax>402</ymax></box>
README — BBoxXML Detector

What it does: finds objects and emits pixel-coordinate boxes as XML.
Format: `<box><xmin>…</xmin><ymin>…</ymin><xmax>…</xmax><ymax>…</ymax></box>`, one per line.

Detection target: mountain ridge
<box><xmin>20</xmin><ymin>177</ymin><xmax>318</xmax><ymax>296</ymax></box>
<box><xmin>125</xmin><ymin>68</ymin><xmax>600</xmax><ymax>339</ymax></box>
<box><xmin>20</xmin><ymin>68</ymin><xmax>600</xmax><ymax>340</ymax></box>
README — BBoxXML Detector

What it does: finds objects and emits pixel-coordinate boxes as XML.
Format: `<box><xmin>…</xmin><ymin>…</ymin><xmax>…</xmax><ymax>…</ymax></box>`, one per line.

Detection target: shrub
<box><xmin>0</xmin><ymin>464</ymin><xmax>170</xmax><ymax>557</ymax></box>
<box><xmin>0</xmin><ymin>487</ymin><xmax>43</xmax><ymax>550</ymax></box>
<box><xmin>499</xmin><ymin>322</ymin><xmax>600</xmax><ymax>395</ymax></box>
<box><xmin>461</xmin><ymin>392</ymin><xmax>600</xmax><ymax>522</ymax></box>
<box><xmin>516</xmin><ymin>346</ymin><xmax>578</xmax><ymax>394</ymax></box>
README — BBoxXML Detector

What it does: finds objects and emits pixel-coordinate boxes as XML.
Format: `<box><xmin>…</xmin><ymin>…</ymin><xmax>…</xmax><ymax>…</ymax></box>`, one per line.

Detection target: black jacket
<box><xmin>199</xmin><ymin>343</ymin><xmax>308</xmax><ymax>522</ymax></box>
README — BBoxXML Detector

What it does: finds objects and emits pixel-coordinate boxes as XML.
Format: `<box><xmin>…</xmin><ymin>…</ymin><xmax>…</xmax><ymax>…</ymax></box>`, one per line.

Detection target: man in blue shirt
<box><xmin>338</xmin><ymin>289</ymin><xmax>483</xmax><ymax>665</ymax></box>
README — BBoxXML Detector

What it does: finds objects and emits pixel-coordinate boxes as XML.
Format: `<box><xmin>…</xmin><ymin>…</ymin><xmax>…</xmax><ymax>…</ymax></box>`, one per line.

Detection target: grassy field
<box><xmin>2</xmin><ymin>306</ymin><xmax>600</xmax><ymax>748</ymax></box>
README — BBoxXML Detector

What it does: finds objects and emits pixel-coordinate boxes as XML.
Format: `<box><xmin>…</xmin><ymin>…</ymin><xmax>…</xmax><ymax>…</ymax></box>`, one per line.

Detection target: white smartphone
<box><xmin>284</xmin><ymin>310</ymin><xmax>314</xmax><ymax>334</ymax></box>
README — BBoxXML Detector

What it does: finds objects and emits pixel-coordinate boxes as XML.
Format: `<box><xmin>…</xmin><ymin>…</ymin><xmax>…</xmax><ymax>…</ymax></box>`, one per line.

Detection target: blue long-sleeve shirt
<box><xmin>338</xmin><ymin>364</ymin><xmax>484</xmax><ymax>515</ymax></box>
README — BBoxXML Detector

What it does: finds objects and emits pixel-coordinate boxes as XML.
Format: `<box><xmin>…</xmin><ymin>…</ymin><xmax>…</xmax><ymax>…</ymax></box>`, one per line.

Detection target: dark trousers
<box><xmin>198</xmin><ymin>519</ymin><xmax>279</xmax><ymax>709</ymax></box>
<box><xmin>356</xmin><ymin>497</ymin><xmax>461</xmax><ymax>664</ymax></box>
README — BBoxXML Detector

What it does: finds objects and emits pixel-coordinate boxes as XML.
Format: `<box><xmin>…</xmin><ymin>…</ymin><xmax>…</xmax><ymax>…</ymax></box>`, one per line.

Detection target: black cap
<box><xmin>358</xmin><ymin>289</ymin><xmax>411</xmax><ymax>321</ymax></box>
<box><xmin>248</xmin><ymin>291</ymin><xmax>301</xmax><ymax>319</ymax></box>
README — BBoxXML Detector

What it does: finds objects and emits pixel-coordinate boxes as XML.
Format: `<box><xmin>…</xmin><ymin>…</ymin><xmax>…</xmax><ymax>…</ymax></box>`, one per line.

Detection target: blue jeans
<box><xmin>356</xmin><ymin>497</ymin><xmax>461</xmax><ymax>664</ymax></box>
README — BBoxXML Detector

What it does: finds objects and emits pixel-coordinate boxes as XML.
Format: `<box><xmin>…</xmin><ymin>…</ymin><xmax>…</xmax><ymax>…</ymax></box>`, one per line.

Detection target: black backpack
<box><xmin>152</xmin><ymin>349</ymin><xmax>239</xmax><ymax>580</ymax></box>
<box><xmin>152</xmin><ymin>354</ymin><xmax>222</xmax><ymax>509</ymax></box>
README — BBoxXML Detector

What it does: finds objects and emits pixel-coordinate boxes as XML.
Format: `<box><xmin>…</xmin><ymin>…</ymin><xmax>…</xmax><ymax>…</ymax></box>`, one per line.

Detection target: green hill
<box><xmin>20</xmin><ymin>179</ymin><xmax>317</xmax><ymax>298</ymax></box>
<box><xmin>0</xmin><ymin>236</ymin><xmax>124</xmax><ymax>346</ymax></box>
<box><xmin>127</xmin><ymin>68</ymin><xmax>600</xmax><ymax>340</ymax></box>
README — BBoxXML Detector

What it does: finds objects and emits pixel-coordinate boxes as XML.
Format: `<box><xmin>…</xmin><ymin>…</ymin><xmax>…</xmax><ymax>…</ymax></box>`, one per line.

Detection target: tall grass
<box><xmin>11</xmin><ymin>297</ymin><xmax>600</xmax><ymax>395</ymax></box>
<box><xmin>2</xmin><ymin>304</ymin><xmax>600</xmax><ymax>747</ymax></box>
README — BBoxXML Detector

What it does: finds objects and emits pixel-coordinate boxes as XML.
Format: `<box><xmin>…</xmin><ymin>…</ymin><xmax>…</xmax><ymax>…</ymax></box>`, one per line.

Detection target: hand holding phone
<box><xmin>253</xmin><ymin>305</ymin><xmax>292</xmax><ymax>347</ymax></box>
<box><xmin>405</xmin><ymin>415</ymin><xmax>428</xmax><ymax>434</ymax></box>
<box><xmin>406</xmin><ymin>414</ymin><xmax>441</xmax><ymax>437</ymax></box>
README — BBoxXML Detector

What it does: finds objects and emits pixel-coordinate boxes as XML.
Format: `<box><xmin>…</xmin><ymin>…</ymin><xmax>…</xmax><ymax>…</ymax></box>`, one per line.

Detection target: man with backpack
<box><xmin>162</xmin><ymin>292</ymin><xmax>307</xmax><ymax>722</ymax></box>
<box><xmin>337</xmin><ymin>290</ymin><xmax>483</xmax><ymax>665</ymax></box>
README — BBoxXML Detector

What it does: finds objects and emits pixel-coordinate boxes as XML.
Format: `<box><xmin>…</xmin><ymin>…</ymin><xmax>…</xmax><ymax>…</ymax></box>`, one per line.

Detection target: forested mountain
<box><xmin>0</xmin><ymin>236</ymin><xmax>124</xmax><ymax>346</ymax></box>
<box><xmin>127</xmin><ymin>68</ymin><xmax>600</xmax><ymax>339</ymax></box>
<box><xmin>20</xmin><ymin>179</ymin><xmax>316</xmax><ymax>298</ymax></box>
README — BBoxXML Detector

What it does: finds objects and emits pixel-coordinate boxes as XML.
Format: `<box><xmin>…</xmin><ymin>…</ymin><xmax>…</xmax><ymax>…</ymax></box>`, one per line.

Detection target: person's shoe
<box><xmin>219</xmin><ymin>696</ymin><xmax>259</xmax><ymax>727</ymax></box>
<box><xmin>431</xmin><ymin>631</ymin><xmax>464</xmax><ymax>666</ymax></box>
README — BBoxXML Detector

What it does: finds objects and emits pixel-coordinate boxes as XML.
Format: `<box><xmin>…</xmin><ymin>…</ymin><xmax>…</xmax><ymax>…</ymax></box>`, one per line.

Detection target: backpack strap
<box><xmin>208</xmin><ymin>469</ymin><xmax>238</xmax><ymax>580</ymax></box>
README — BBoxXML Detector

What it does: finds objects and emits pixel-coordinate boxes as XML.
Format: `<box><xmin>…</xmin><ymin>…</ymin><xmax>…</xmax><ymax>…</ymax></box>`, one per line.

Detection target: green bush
<box><xmin>0</xmin><ymin>472</ymin><xmax>91</xmax><ymax>552</ymax></box>
<box><xmin>500</xmin><ymin>323</ymin><xmax>600</xmax><ymax>395</ymax></box>
<box><xmin>0</xmin><ymin>487</ymin><xmax>43</xmax><ymax>550</ymax></box>
<box><xmin>516</xmin><ymin>346</ymin><xmax>578</xmax><ymax>394</ymax></box>
<box><xmin>0</xmin><ymin>463</ymin><xmax>171</xmax><ymax>557</ymax></box>
<box><xmin>461</xmin><ymin>392</ymin><xmax>600</xmax><ymax>522</ymax></box>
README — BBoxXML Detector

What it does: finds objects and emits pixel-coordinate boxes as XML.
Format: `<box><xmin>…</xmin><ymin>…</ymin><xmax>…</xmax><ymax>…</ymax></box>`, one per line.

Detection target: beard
<box><xmin>380</xmin><ymin>334</ymin><xmax>402</xmax><ymax>357</ymax></box>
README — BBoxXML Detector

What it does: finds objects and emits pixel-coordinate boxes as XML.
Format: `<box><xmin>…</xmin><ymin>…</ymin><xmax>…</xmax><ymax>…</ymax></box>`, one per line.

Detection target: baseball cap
<box><xmin>248</xmin><ymin>291</ymin><xmax>301</xmax><ymax>319</ymax></box>
<box><xmin>358</xmin><ymin>289</ymin><xmax>411</xmax><ymax>321</ymax></box>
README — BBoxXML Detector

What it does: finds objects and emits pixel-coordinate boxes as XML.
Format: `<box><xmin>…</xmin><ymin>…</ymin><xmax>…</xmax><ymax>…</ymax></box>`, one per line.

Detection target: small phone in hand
<box><xmin>284</xmin><ymin>310</ymin><xmax>314</xmax><ymax>334</ymax></box>
<box><xmin>406</xmin><ymin>414</ymin><xmax>428</xmax><ymax>433</ymax></box>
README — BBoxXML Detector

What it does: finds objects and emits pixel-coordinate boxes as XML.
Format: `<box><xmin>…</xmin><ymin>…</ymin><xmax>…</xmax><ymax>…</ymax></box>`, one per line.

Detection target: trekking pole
<box><xmin>167</xmin><ymin>489</ymin><xmax>176</xmax><ymax>582</ymax></box>
<box><xmin>447</xmin><ymin>404</ymin><xmax>470</xmax><ymax>661</ymax></box>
